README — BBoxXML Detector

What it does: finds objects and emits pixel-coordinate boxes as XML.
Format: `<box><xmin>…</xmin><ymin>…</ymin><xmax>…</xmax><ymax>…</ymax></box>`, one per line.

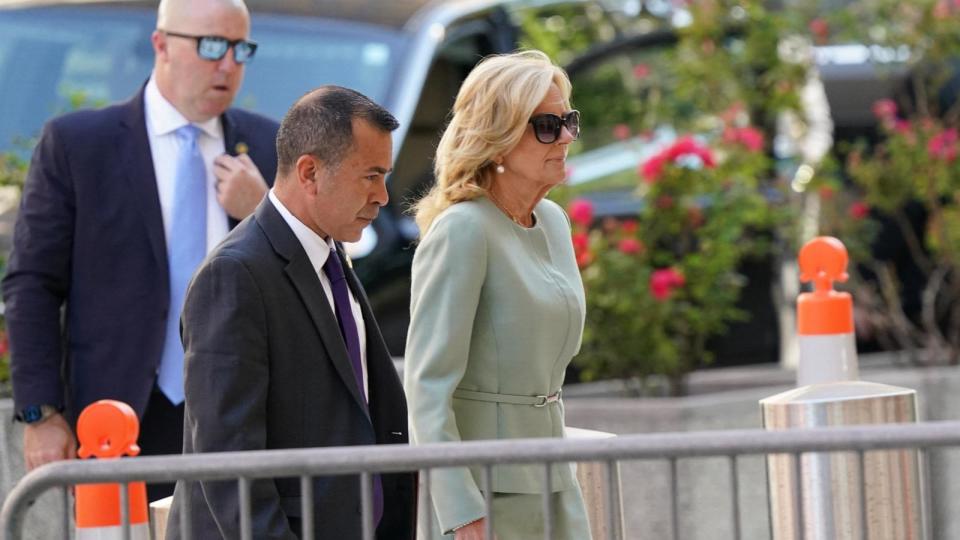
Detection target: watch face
<box><xmin>22</xmin><ymin>406</ymin><xmax>42</xmax><ymax>423</ymax></box>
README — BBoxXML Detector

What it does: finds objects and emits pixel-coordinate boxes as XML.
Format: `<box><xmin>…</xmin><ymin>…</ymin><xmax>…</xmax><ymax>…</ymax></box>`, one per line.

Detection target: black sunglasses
<box><xmin>528</xmin><ymin>110</ymin><xmax>580</xmax><ymax>144</ymax></box>
<box><xmin>162</xmin><ymin>30</ymin><xmax>258</xmax><ymax>64</ymax></box>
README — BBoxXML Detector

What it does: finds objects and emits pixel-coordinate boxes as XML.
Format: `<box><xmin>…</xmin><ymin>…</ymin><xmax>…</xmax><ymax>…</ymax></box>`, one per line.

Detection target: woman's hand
<box><xmin>454</xmin><ymin>517</ymin><xmax>497</xmax><ymax>540</ymax></box>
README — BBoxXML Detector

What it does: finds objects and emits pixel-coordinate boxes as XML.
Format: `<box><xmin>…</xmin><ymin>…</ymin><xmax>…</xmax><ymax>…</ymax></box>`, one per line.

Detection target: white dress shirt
<box><xmin>144</xmin><ymin>75</ymin><xmax>230</xmax><ymax>252</ymax></box>
<box><xmin>268</xmin><ymin>190</ymin><xmax>369</xmax><ymax>399</ymax></box>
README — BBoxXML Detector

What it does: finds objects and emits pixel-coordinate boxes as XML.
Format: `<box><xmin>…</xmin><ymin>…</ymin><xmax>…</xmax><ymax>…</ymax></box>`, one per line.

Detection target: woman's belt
<box><xmin>452</xmin><ymin>388</ymin><xmax>562</xmax><ymax>407</ymax></box>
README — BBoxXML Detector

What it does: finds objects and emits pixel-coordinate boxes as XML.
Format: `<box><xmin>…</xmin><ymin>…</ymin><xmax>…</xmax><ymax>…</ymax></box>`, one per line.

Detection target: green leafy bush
<box><xmin>571</xmin><ymin>130</ymin><xmax>785</xmax><ymax>394</ymax></box>
<box><xmin>812</xmin><ymin>0</ymin><xmax>960</xmax><ymax>364</ymax></box>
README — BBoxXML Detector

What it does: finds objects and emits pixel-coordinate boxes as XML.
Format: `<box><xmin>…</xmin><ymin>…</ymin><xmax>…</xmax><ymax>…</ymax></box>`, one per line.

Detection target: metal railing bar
<box><xmin>180</xmin><ymin>480</ymin><xmax>193</xmax><ymax>540</ymax></box>
<box><xmin>483</xmin><ymin>465</ymin><xmax>493</xmax><ymax>540</ymax></box>
<box><xmin>13</xmin><ymin>421</ymin><xmax>960</xmax><ymax>493</ymax></box>
<box><xmin>301</xmin><ymin>475</ymin><xmax>314</xmax><ymax>540</ymax></box>
<box><xmin>420</xmin><ymin>469</ymin><xmax>433</xmax><ymax>540</ymax></box>
<box><xmin>119</xmin><ymin>482</ymin><xmax>130</xmax><ymax>540</ymax></box>
<box><xmin>5</xmin><ymin>422</ymin><xmax>958</xmax><ymax>493</ymax></box>
<box><xmin>605</xmin><ymin>460</ymin><xmax>618</xmax><ymax>540</ymax></box>
<box><xmin>361</xmin><ymin>472</ymin><xmax>374</xmax><ymax>540</ymax></box>
<box><xmin>793</xmin><ymin>453</ymin><xmax>804</xmax><ymax>540</ymax></box>
<box><xmin>60</xmin><ymin>486</ymin><xmax>69</xmax><ymax>539</ymax></box>
<box><xmin>921</xmin><ymin>447</ymin><xmax>933</xmax><ymax>540</ymax></box>
<box><xmin>239</xmin><ymin>477</ymin><xmax>252</xmax><ymax>540</ymax></box>
<box><xmin>858</xmin><ymin>450</ymin><xmax>867</xmax><ymax>540</ymax></box>
<box><xmin>729</xmin><ymin>455</ymin><xmax>741</xmax><ymax>540</ymax></box>
<box><xmin>669</xmin><ymin>458</ymin><xmax>678</xmax><ymax>540</ymax></box>
<box><xmin>543</xmin><ymin>463</ymin><xmax>553</xmax><ymax>540</ymax></box>
<box><xmin>4</xmin><ymin>421</ymin><xmax>960</xmax><ymax>538</ymax></box>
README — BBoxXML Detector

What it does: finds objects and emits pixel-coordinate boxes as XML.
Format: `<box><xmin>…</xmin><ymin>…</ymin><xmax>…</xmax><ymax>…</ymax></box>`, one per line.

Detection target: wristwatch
<box><xmin>15</xmin><ymin>405</ymin><xmax>59</xmax><ymax>424</ymax></box>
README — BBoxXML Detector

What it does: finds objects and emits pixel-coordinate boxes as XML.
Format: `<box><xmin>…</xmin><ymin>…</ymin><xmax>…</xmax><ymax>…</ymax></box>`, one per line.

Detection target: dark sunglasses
<box><xmin>162</xmin><ymin>30</ymin><xmax>258</xmax><ymax>64</ymax></box>
<box><xmin>528</xmin><ymin>110</ymin><xmax>580</xmax><ymax>144</ymax></box>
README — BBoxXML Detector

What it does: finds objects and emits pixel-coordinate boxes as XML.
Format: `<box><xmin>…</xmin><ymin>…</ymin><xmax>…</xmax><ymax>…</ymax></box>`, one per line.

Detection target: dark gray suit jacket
<box><xmin>166</xmin><ymin>198</ymin><xmax>415</xmax><ymax>539</ymax></box>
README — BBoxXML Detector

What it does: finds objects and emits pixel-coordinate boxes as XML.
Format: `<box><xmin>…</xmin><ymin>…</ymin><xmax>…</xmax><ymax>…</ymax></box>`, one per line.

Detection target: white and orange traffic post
<box><xmin>761</xmin><ymin>236</ymin><xmax>926</xmax><ymax>540</ymax></box>
<box><xmin>795</xmin><ymin>236</ymin><xmax>859</xmax><ymax>385</ymax></box>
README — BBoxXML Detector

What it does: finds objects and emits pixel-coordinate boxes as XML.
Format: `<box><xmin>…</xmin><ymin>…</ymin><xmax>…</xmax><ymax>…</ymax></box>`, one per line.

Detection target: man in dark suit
<box><xmin>2</xmin><ymin>0</ymin><xmax>278</xmax><ymax>499</ymax></box>
<box><xmin>167</xmin><ymin>86</ymin><xmax>415</xmax><ymax>539</ymax></box>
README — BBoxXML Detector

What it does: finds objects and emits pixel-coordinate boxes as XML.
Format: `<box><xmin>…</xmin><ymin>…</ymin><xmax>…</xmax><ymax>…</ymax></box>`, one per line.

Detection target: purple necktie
<box><xmin>321</xmin><ymin>247</ymin><xmax>383</xmax><ymax>526</ymax></box>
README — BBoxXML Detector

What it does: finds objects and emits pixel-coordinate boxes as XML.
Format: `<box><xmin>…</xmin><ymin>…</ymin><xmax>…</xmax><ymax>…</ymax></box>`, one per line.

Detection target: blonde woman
<box><xmin>404</xmin><ymin>50</ymin><xmax>590</xmax><ymax>540</ymax></box>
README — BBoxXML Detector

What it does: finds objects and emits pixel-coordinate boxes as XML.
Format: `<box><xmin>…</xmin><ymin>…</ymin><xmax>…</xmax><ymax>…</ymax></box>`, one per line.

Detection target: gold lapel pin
<box><xmin>234</xmin><ymin>142</ymin><xmax>249</xmax><ymax>155</ymax></box>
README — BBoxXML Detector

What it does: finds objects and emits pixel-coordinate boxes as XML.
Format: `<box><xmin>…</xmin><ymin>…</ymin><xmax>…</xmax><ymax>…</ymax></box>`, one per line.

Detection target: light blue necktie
<box><xmin>158</xmin><ymin>124</ymin><xmax>207</xmax><ymax>405</ymax></box>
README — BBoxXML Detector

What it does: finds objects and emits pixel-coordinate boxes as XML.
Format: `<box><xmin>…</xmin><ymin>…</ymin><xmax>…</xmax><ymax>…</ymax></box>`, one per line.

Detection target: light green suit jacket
<box><xmin>404</xmin><ymin>197</ymin><xmax>586</xmax><ymax>533</ymax></box>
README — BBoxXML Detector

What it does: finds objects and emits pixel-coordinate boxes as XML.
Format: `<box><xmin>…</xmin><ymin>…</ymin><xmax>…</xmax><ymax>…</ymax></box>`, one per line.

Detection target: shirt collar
<box><xmin>268</xmin><ymin>189</ymin><xmax>335</xmax><ymax>274</ymax></box>
<box><xmin>144</xmin><ymin>74</ymin><xmax>222</xmax><ymax>140</ymax></box>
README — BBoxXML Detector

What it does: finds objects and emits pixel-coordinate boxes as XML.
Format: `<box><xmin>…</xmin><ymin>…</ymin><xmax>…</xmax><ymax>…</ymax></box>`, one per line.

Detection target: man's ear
<box><xmin>295</xmin><ymin>154</ymin><xmax>321</xmax><ymax>195</ymax></box>
<box><xmin>151</xmin><ymin>30</ymin><xmax>167</xmax><ymax>60</ymax></box>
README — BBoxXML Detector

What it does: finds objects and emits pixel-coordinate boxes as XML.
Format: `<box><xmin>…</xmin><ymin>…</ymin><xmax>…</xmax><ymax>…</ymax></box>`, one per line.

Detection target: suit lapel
<box><xmin>119</xmin><ymin>87</ymin><xmax>167</xmax><ymax>283</ymax></box>
<box><xmin>255</xmin><ymin>201</ymin><xmax>371</xmax><ymax>418</ymax></box>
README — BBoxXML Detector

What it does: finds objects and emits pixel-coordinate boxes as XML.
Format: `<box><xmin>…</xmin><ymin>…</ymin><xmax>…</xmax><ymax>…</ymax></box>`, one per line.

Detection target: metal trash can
<box><xmin>761</xmin><ymin>381</ymin><xmax>925</xmax><ymax>539</ymax></box>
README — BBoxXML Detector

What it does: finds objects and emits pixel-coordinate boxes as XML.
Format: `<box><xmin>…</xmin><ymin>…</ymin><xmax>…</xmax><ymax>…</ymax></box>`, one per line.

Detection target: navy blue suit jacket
<box><xmin>2</xmin><ymin>88</ymin><xmax>279</xmax><ymax>421</ymax></box>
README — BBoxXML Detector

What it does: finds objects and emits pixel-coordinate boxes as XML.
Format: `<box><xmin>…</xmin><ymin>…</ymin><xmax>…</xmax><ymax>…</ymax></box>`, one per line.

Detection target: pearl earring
<box><xmin>496</xmin><ymin>164</ymin><xmax>505</xmax><ymax>174</ymax></box>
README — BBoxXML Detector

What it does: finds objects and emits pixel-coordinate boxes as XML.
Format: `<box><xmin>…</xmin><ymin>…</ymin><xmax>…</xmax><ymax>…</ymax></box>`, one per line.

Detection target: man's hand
<box><xmin>455</xmin><ymin>518</ymin><xmax>497</xmax><ymax>540</ymax></box>
<box><xmin>23</xmin><ymin>413</ymin><xmax>77</xmax><ymax>471</ymax></box>
<box><xmin>214</xmin><ymin>153</ymin><xmax>268</xmax><ymax>220</ymax></box>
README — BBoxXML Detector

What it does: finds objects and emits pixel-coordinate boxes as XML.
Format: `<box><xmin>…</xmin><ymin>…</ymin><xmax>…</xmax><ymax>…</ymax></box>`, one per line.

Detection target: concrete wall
<box><xmin>1</xmin><ymin>360</ymin><xmax>957</xmax><ymax>539</ymax></box>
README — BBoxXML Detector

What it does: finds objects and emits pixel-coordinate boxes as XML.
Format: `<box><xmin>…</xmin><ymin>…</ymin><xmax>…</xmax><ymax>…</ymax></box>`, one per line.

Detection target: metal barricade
<box><xmin>3</xmin><ymin>421</ymin><xmax>960</xmax><ymax>540</ymax></box>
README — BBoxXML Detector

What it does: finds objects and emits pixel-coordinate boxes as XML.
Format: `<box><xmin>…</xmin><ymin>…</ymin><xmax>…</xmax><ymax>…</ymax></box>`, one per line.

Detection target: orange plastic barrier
<box><xmin>75</xmin><ymin>400</ymin><xmax>150</xmax><ymax>539</ymax></box>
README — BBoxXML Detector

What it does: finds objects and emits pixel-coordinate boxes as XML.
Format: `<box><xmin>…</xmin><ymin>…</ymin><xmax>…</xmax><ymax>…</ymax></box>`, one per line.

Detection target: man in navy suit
<box><xmin>1</xmin><ymin>0</ymin><xmax>278</xmax><ymax>499</ymax></box>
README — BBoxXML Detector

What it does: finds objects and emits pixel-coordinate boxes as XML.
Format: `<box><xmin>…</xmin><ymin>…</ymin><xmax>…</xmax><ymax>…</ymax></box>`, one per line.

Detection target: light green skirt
<box><xmin>419</xmin><ymin>485</ymin><xmax>592</xmax><ymax>540</ymax></box>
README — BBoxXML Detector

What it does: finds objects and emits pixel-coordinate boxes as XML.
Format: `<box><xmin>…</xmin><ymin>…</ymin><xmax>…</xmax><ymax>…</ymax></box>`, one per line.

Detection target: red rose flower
<box><xmin>640</xmin><ymin>136</ymin><xmax>716</xmax><ymax>184</ymax></box>
<box><xmin>848</xmin><ymin>201</ymin><xmax>870</xmax><ymax>220</ymax></box>
<box><xmin>572</xmin><ymin>231</ymin><xmax>589</xmax><ymax>253</ymax></box>
<box><xmin>640</xmin><ymin>154</ymin><xmax>667</xmax><ymax>184</ymax></box>
<box><xmin>808</xmin><ymin>18</ymin><xmax>829</xmax><ymax>42</ymax></box>
<box><xmin>928</xmin><ymin>128</ymin><xmax>959</xmax><ymax>161</ymax></box>
<box><xmin>722</xmin><ymin>126</ymin><xmax>764</xmax><ymax>153</ymax></box>
<box><xmin>576</xmin><ymin>251</ymin><xmax>593</xmax><ymax>268</ymax></box>
<box><xmin>872</xmin><ymin>99</ymin><xmax>897</xmax><ymax>121</ymax></box>
<box><xmin>633</xmin><ymin>64</ymin><xmax>650</xmax><ymax>80</ymax></box>
<box><xmin>612</xmin><ymin>123</ymin><xmax>631</xmax><ymax>141</ymax></box>
<box><xmin>617</xmin><ymin>237</ymin><xmax>642</xmax><ymax>255</ymax></box>
<box><xmin>650</xmin><ymin>268</ymin><xmax>685</xmax><ymax>301</ymax></box>
<box><xmin>568</xmin><ymin>199</ymin><xmax>594</xmax><ymax>227</ymax></box>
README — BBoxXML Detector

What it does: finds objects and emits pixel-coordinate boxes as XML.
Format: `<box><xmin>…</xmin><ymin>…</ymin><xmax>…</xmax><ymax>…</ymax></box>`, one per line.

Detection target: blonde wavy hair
<box><xmin>412</xmin><ymin>49</ymin><xmax>572</xmax><ymax>235</ymax></box>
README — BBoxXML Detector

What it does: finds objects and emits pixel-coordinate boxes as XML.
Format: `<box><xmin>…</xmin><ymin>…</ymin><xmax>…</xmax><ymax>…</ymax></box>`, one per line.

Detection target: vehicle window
<box><xmin>0</xmin><ymin>9</ymin><xmax>153</xmax><ymax>151</ymax></box>
<box><xmin>561</xmin><ymin>45</ymin><xmax>677</xmax><ymax>194</ymax></box>
<box><xmin>0</xmin><ymin>8</ymin><xmax>402</xmax><ymax>152</ymax></box>
<box><xmin>237</xmin><ymin>15</ymin><xmax>401</xmax><ymax>117</ymax></box>
<box><xmin>388</xmin><ymin>26</ymin><xmax>496</xmax><ymax>206</ymax></box>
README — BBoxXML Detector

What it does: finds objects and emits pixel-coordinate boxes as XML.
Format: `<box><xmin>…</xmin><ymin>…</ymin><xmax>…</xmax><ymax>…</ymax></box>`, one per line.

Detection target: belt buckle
<box><xmin>534</xmin><ymin>391</ymin><xmax>561</xmax><ymax>407</ymax></box>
